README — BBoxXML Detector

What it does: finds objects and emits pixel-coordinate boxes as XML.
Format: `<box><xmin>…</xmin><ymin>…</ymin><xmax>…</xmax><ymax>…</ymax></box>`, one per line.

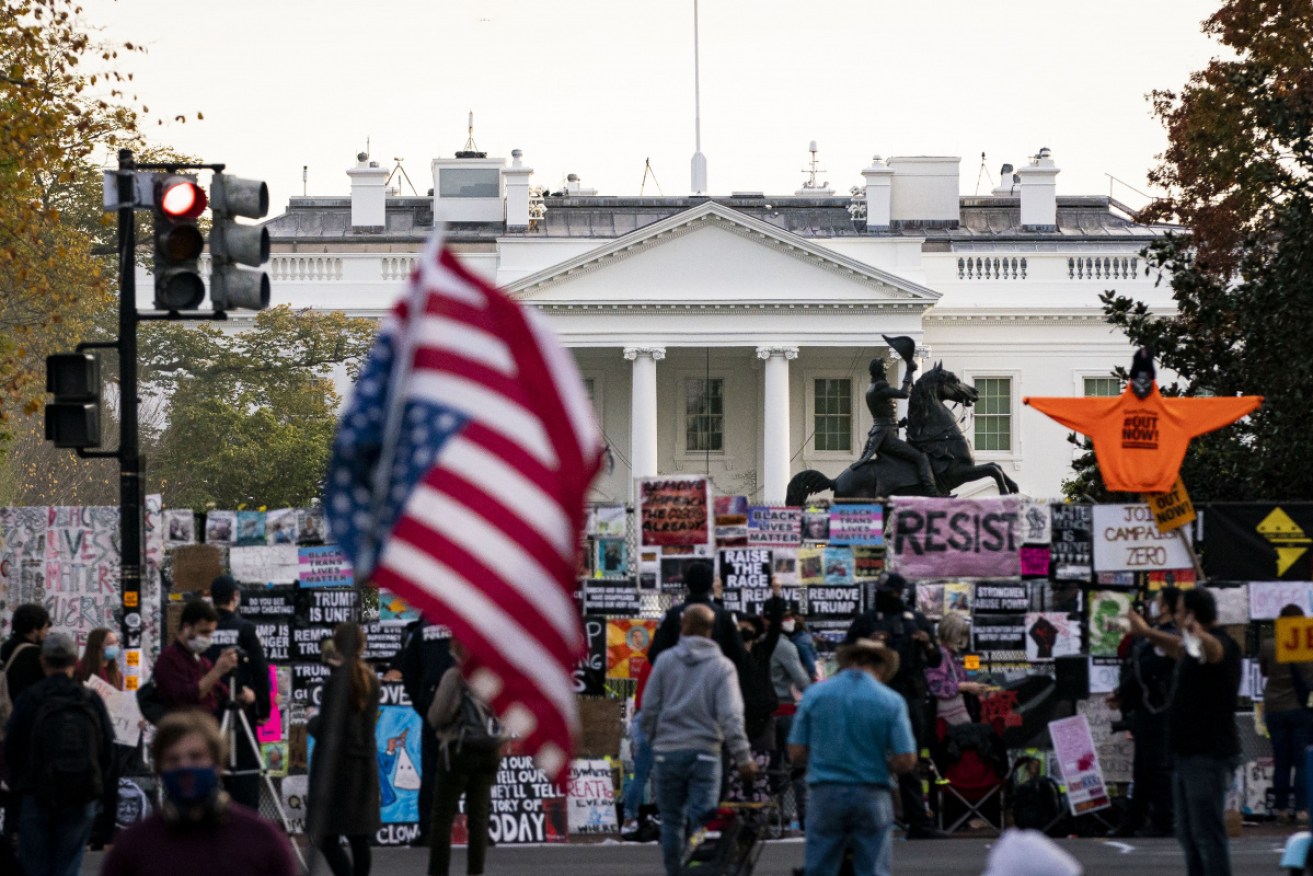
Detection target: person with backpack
<box><xmin>0</xmin><ymin>603</ymin><xmax>51</xmax><ymax>871</ymax></box>
<box><xmin>308</xmin><ymin>623</ymin><xmax>381</xmax><ymax>876</ymax></box>
<box><xmin>427</xmin><ymin>638</ymin><xmax>505</xmax><ymax>876</ymax></box>
<box><xmin>3</xmin><ymin>631</ymin><xmax>113</xmax><ymax>876</ymax></box>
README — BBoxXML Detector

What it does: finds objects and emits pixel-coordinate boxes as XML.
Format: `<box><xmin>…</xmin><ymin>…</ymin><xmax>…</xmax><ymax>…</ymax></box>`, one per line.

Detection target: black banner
<box><xmin>1050</xmin><ymin>504</ymin><xmax>1093</xmax><ymax>581</ymax></box>
<box><xmin>971</xmin><ymin>614</ymin><xmax>1027</xmax><ymax>652</ymax></box>
<box><xmin>307</xmin><ymin>588</ymin><xmax>359</xmax><ymax>625</ymax></box>
<box><xmin>1203</xmin><ymin>503</ymin><xmax>1313</xmax><ymax>581</ymax></box>
<box><xmin>292</xmin><ymin>626</ymin><xmax>333</xmax><ymax>662</ymax></box>
<box><xmin>362</xmin><ymin>621</ymin><xmax>406</xmax><ymax>663</ymax></box>
<box><xmin>572</xmin><ymin>616</ymin><xmax>606</xmax><ymax>696</ymax></box>
<box><xmin>581</xmin><ymin>582</ymin><xmax>643</xmax><ymax>617</ymax></box>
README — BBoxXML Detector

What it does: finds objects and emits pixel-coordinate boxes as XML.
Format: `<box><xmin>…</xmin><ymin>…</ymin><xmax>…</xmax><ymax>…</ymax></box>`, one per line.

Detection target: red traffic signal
<box><xmin>159</xmin><ymin>179</ymin><xmax>207</xmax><ymax>220</ymax></box>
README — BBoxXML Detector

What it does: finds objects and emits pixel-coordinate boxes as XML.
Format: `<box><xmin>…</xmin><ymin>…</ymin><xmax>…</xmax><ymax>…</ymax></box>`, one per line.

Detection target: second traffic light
<box><xmin>151</xmin><ymin>175</ymin><xmax>207</xmax><ymax>311</ymax></box>
<box><xmin>210</xmin><ymin>173</ymin><xmax>271</xmax><ymax>312</ymax></box>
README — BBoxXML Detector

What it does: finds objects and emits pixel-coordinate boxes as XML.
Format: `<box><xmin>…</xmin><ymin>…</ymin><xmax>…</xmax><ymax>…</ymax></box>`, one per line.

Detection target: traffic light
<box><xmin>45</xmin><ymin>353</ymin><xmax>101</xmax><ymax>449</ymax></box>
<box><xmin>210</xmin><ymin>173</ymin><xmax>271</xmax><ymax>312</ymax></box>
<box><xmin>151</xmin><ymin>175</ymin><xmax>207</xmax><ymax>311</ymax></box>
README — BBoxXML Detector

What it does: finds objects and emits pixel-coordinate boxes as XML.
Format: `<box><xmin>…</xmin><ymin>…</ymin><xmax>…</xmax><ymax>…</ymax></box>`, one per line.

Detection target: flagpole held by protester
<box><xmin>324</xmin><ymin>223</ymin><xmax>603</xmax><ymax>786</ymax></box>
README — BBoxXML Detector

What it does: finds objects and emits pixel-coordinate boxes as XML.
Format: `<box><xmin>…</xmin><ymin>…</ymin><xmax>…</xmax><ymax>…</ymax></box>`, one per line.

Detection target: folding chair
<box><xmin>930</xmin><ymin>720</ymin><xmax>1013</xmax><ymax>835</ymax></box>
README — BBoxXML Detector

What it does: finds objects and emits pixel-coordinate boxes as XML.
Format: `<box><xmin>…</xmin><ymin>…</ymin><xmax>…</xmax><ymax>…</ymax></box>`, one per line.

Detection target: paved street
<box><xmin>80</xmin><ymin>835</ymin><xmax>1299</xmax><ymax>875</ymax></box>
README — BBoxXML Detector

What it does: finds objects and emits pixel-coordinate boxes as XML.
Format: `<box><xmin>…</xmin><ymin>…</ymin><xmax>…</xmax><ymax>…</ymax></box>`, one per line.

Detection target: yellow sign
<box><xmin>1275</xmin><ymin>616</ymin><xmax>1313</xmax><ymax>664</ymax></box>
<box><xmin>963</xmin><ymin>654</ymin><xmax>981</xmax><ymax>671</ymax></box>
<box><xmin>126</xmin><ymin>649</ymin><xmax>140</xmax><ymax>667</ymax></box>
<box><xmin>123</xmin><ymin>591</ymin><xmax>139</xmax><ymax>608</ymax></box>
<box><xmin>125</xmin><ymin>677</ymin><xmax>139</xmax><ymax>691</ymax></box>
<box><xmin>1258</xmin><ymin>507</ymin><xmax>1312</xmax><ymax>577</ymax></box>
<box><xmin>1144</xmin><ymin>476</ymin><xmax>1196</xmax><ymax>533</ymax></box>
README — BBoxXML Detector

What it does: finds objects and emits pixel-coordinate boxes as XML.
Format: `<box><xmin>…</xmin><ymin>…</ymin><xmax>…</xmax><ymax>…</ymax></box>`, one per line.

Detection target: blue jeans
<box><xmin>1266</xmin><ymin>708</ymin><xmax>1313</xmax><ymax>812</ymax></box>
<box><xmin>623</xmin><ymin>717</ymin><xmax>656</xmax><ymax>821</ymax></box>
<box><xmin>805</xmin><ymin>783</ymin><xmax>894</xmax><ymax>876</ymax></box>
<box><xmin>1173</xmin><ymin>755</ymin><xmax>1236</xmax><ymax>876</ymax></box>
<box><xmin>18</xmin><ymin>795</ymin><xmax>97</xmax><ymax>876</ymax></box>
<box><xmin>654</xmin><ymin>749</ymin><xmax>721</xmax><ymax>876</ymax></box>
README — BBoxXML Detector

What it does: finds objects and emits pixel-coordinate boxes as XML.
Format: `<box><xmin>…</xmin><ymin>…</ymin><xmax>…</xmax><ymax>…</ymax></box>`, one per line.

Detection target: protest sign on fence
<box><xmin>747</xmin><ymin>506</ymin><xmax>803</xmax><ymax>547</ymax></box>
<box><xmin>1091</xmin><ymin>504</ymin><xmax>1192</xmax><ymax>572</ymax></box>
<box><xmin>828</xmin><ymin>504</ymin><xmax>883</xmax><ymax>546</ymax></box>
<box><xmin>1050</xmin><ymin>504</ymin><xmax>1093</xmax><ymax>581</ymax></box>
<box><xmin>489</xmin><ymin>753</ymin><xmax>568</xmax><ymax>844</ymax></box>
<box><xmin>887</xmin><ymin>496</ymin><xmax>1022</xmax><ymax>578</ymax></box>
<box><xmin>566</xmin><ymin>759</ymin><xmax>618</xmax><ymax>835</ymax></box>
<box><xmin>638</xmin><ymin>476</ymin><xmax>711</xmax><ymax>548</ymax></box>
<box><xmin>1049</xmin><ymin>714</ymin><xmax>1112</xmax><ymax>815</ymax></box>
<box><xmin>581</xmin><ymin>582</ymin><xmax>642</xmax><ymax>617</ymax></box>
<box><xmin>297</xmin><ymin>545</ymin><xmax>353</xmax><ymax>587</ymax></box>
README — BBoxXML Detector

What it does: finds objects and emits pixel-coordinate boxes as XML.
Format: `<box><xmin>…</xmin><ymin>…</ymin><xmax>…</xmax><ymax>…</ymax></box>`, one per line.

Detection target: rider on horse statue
<box><xmin>855</xmin><ymin>352</ymin><xmax>942</xmax><ymax>497</ymax></box>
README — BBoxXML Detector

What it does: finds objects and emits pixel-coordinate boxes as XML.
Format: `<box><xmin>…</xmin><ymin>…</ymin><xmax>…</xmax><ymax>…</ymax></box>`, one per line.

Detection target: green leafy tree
<box><xmin>140</xmin><ymin>306</ymin><xmax>376</xmax><ymax>509</ymax></box>
<box><xmin>1066</xmin><ymin>0</ymin><xmax>1313</xmax><ymax>502</ymax></box>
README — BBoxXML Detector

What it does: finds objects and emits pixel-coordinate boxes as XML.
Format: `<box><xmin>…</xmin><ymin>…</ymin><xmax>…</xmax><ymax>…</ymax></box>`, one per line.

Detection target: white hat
<box><xmin>981</xmin><ymin>830</ymin><xmax>1082</xmax><ymax>876</ymax></box>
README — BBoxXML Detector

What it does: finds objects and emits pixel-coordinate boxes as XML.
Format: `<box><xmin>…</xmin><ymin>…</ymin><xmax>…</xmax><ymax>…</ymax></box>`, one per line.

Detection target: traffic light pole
<box><xmin>116</xmin><ymin>148</ymin><xmax>145</xmax><ymax>649</ymax></box>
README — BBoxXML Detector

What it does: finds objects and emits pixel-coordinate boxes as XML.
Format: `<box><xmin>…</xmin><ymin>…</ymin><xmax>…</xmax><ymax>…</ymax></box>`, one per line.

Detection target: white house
<box><xmin>175</xmin><ymin>144</ymin><xmax>1176</xmax><ymax>504</ymax></box>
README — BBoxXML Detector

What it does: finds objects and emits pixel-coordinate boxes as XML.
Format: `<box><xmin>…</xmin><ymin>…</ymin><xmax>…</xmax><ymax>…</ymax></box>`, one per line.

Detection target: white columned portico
<box><xmin>756</xmin><ymin>345</ymin><xmax>798</xmax><ymax>503</ymax></box>
<box><xmin>624</xmin><ymin>346</ymin><xmax>666</xmax><ymax>483</ymax></box>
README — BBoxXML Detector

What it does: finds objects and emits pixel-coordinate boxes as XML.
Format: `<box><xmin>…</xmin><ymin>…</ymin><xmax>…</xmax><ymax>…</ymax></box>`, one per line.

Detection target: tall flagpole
<box><xmin>690</xmin><ymin>0</ymin><xmax>708</xmax><ymax>194</ymax></box>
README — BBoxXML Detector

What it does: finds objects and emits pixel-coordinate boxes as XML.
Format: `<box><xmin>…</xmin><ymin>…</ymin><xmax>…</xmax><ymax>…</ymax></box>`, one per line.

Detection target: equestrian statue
<box><xmin>785</xmin><ymin>335</ymin><xmax>1020</xmax><ymax>506</ymax></box>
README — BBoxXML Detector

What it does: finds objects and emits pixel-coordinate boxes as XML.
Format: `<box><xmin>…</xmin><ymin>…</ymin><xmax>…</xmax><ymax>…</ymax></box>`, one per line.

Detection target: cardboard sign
<box><xmin>1049</xmin><ymin>714</ymin><xmax>1111</xmax><ymax>815</ymax></box>
<box><xmin>172</xmin><ymin>544</ymin><xmax>223</xmax><ymax>592</ymax></box>
<box><xmin>1276</xmin><ymin>616</ymin><xmax>1313</xmax><ymax>664</ymax></box>
<box><xmin>1145</xmin><ymin>477</ymin><xmax>1196</xmax><ymax>533</ymax></box>
<box><xmin>887</xmin><ymin>496</ymin><xmax>1021</xmax><ymax>578</ymax></box>
<box><xmin>638</xmin><ymin>476</ymin><xmax>711</xmax><ymax>548</ymax></box>
<box><xmin>85</xmin><ymin>675</ymin><xmax>143</xmax><ymax>748</ymax></box>
<box><xmin>1091</xmin><ymin>504</ymin><xmax>1193</xmax><ymax>572</ymax></box>
<box><xmin>566</xmin><ymin>759</ymin><xmax>618</xmax><ymax>835</ymax></box>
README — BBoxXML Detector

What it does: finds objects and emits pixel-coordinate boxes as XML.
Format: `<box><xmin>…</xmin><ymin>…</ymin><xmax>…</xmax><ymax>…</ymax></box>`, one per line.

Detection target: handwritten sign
<box><xmin>228</xmin><ymin>545</ymin><xmax>300</xmax><ymax>585</ymax></box>
<box><xmin>638</xmin><ymin>476</ymin><xmax>711</xmax><ymax>547</ymax></box>
<box><xmin>888</xmin><ymin>496</ymin><xmax>1021</xmax><ymax>578</ymax></box>
<box><xmin>1092</xmin><ymin>504</ymin><xmax>1193</xmax><ymax>572</ymax></box>
<box><xmin>1249</xmin><ymin>581</ymin><xmax>1313</xmax><ymax>621</ymax></box>
<box><xmin>1050</xmin><ymin>504</ymin><xmax>1093</xmax><ymax>581</ymax></box>
<box><xmin>566</xmin><ymin>758</ymin><xmax>618</xmax><ymax>835</ymax></box>
<box><xmin>1049</xmin><ymin>714</ymin><xmax>1111</xmax><ymax>815</ymax></box>
<box><xmin>298</xmin><ymin>545</ymin><xmax>353</xmax><ymax>587</ymax></box>
<box><xmin>85</xmin><ymin>675</ymin><xmax>143</xmax><ymax>748</ymax></box>
<box><xmin>1144</xmin><ymin>476</ymin><xmax>1196</xmax><ymax>533</ymax></box>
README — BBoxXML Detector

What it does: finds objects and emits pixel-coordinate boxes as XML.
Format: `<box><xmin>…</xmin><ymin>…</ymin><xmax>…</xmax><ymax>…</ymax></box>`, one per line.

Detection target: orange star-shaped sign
<box><xmin>1024</xmin><ymin>383</ymin><xmax>1261</xmax><ymax>493</ymax></box>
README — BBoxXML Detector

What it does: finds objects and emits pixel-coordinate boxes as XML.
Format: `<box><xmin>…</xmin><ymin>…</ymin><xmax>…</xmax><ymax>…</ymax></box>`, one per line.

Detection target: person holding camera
<box><xmin>154</xmin><ymin>600</ymin><xmax>239</xmax><ymax>716</ymax></box>
<box><xmin>1107</xmin><ymin>587</ymin><xmax>1180</xmax><ymax>838</ymax></box>
<box><xmin>203</xmin><ymin>576</ymin><xmax>271</xmax><ymax>812</ymax></box>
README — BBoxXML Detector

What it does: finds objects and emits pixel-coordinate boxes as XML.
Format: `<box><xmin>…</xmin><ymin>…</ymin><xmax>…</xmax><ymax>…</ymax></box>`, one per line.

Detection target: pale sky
<box><xmin>82</xmin><ymin>0</ymin><xmax>1223</xmax><ymax>216</ymax></box>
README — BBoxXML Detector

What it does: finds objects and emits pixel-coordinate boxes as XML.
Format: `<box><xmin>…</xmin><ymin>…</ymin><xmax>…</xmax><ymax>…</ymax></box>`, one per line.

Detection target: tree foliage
<box><xmin>140</xmin><ymin>306</ymin><xmax>376</xmax><ymax>509</ymax></box>
<box><xmin>1068</xmin><ymin>0</ymin><xmax>1313</xmax><ymax>502</ymax></box>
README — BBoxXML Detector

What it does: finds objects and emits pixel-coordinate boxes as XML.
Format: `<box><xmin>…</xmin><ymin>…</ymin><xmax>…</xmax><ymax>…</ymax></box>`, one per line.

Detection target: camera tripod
<box><xmin>219</xmin><ymin>670</ymin><xmax>308</xmax><ymax>871</ymax></box>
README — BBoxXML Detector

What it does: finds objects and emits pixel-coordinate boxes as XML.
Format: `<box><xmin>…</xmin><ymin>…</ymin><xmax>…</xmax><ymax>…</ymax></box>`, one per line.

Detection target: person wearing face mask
<box><xmin>1107</xmin><ymin>587</ymin><xmax>1180</xmax><ymax>839</ymax></box>
<box><xmin>783</xmin><ymin>612</ymin><xmax>819</xmax><ymax>683</ymax></box>
<box><xmin>844</xmin><ymin>573</ymin><xmax>947</xmax><ymax>840</ymax></box>
<box><xmin>152</xmin><ymin>599</ymin><xmax>241</xmax><ymax>717</ymax></box>
<box><xmin>77</xmin><ymin>627</ymin><xmax>137</xmax><ymax>850</ymax></box>
<box><xmin>729</xmin><ymin>583</ymin><xmax>785</xmax><ymax>803</ymax></box>
<box><xmin>204</xmin><ymin>576</ymin><xmax>271</xmax><ymax>812</ymax></box>
<box><xmin>100</xmin><ymin>710</ymin><xmax>297</xmax><ymax>876</ymax></box>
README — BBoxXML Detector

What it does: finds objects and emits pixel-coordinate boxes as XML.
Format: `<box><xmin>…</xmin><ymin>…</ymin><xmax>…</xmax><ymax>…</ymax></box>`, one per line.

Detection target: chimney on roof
<box><xmin>861</xmin><ymin>155</ymin><xmax>894</xmax><ymax>231</ymax></box>
<box><xmin>346</xmin><ymin>152</ymin><xmax>388</xmax><ymax>231</ymax></box>
<box><xmin>1016</xmin><ymin>147</ymin><xmax>1060</xmax><ymax>230</ymax></box>
<box><xmin>992</xmin><ymin>163</ymin><xmax>1017</xmax><ymax>196</ymax></box>
<box><xmin>564</xmin><ymin>173</ymin><xmax>597</xmax><ymax>197</ymax></box>
<box><xmin>503</xmin><ymin>148</ymin><xmax>533</xmax><ymax>229</ymax></box>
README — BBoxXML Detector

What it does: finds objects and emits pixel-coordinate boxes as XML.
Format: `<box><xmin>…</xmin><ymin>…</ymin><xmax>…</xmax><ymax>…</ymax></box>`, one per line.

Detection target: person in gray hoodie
<box><xmin>642</xmin><ymin>604</ymin><xmax>756</xmax><ymax>876</ymax></box>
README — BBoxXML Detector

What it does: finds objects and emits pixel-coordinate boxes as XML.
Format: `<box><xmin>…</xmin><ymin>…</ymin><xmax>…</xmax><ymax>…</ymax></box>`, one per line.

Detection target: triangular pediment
<box><xmin>504</xmin><ymin>201</ymin><xmax>939</xmax><ymax>305</ymax></box>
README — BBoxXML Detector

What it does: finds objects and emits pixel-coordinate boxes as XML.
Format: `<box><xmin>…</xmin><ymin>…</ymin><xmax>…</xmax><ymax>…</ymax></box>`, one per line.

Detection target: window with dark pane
<box><xmin>685</xmin><ymin>377</ymin><xmax>724</xmax><ymax>452</ymax></box>
<box><xmin>1083</xmin><ymin>376</ymin><xmax>1121</xmax><ymax>397</ymax></box>
<box><xmin>972</xmin><ymin>377</ymin><xmax>1012</xmax><ymax>452</ymax></box>
<box><xmin>813</xmin><ymin>378</ymin><xmax>852</xmax><ymax>452</ymax></box>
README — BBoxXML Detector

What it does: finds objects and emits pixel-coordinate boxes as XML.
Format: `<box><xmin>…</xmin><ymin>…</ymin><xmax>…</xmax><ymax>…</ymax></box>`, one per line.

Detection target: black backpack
<box><xmin>441</xmin><ymin>685</ymin><xmax>503</xmax><ymax>763</ymax></box>
<box><xmin>32</xmin><ymin>687</ymin><xmax>104</xmax><ymax>808</ymax></box>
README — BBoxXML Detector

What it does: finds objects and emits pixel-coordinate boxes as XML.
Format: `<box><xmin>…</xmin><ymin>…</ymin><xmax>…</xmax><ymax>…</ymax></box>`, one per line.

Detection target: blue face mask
<box><xmin>161</xmin><ymin>766</ymin><xmax>220</xmax><ymax>808</ymax></box>
<box><xmin>103</xmin><ymin>645</ymin><xmax>121</xmax><ymax>661</ymax></box>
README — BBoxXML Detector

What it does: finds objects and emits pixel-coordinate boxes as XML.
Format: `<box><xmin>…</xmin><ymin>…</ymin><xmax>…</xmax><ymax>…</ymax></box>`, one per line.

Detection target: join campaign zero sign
<box><xmin>1091</xmin><ymin>504</ymin><xmax>1193</xmax><ymax>572</ymax></box>
<box><xmin>887</xmin><ymin>496</ymin><xmax>1022</xmax><ymax>578</ymax></box>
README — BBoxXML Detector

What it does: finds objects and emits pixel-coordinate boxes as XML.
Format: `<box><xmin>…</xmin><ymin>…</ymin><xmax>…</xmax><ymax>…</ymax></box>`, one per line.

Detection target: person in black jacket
<box><xmin>646</xmin><ymin>561</ymin><xmax>747</xmax><ymax>670</ymax></box>
<box><xmin>730</xmin><ymin>586</ymin><xmax>785</xmax><ymax>802</ymax></box>
<box><xmin>5</xmin><ymin>632</ymin><xmax>114</xmax><ymax>876</ymax></box>
<box><xmin>398</xmin><ymin>617</ymin><xmax>453</xmax><ymax>848</ymax></box>
<box><xmin>205</xmin><ymin>576</ymin><xmax>271</xmax><ymax>812</ymax></box>
<box><xmin>1</xmin><ymin>602</ymin><xmax>51</xmax><ymax>870</ymax></box>
<box><xmin>844</xmin><ymin>573</ymin><xmax>947</xmax><ymax>840</ymax></box>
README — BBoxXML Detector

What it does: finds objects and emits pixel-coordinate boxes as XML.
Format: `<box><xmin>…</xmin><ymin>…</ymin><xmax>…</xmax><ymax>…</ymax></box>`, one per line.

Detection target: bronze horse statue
<box><xmin>786</xmin><ymin>363</ymin><xmax>1020</xmax><ymax>505</ymax></box>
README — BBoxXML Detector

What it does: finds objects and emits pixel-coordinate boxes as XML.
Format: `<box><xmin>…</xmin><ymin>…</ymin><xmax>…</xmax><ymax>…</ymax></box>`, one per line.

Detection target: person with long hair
<box><xmin>76</xmin><ymin>627</ymin><xmax>124</xmax><ymax>690</ymax></box>
<box><xmin>926</xmin><ymin>613</ymin><xmax>989</xmax><ymax>726</ymax></box>
<box><xmin>309</xmin><ymin>623</ymin><xmax>381</xmax><ymax>876</ymax></box>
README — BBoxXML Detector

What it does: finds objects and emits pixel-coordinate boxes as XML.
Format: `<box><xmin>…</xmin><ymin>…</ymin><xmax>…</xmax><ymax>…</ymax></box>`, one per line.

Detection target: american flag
<box><xmin>326</xmin><ymin>232</ymin><xmax>602</xmax><ymax>779</ymax></box>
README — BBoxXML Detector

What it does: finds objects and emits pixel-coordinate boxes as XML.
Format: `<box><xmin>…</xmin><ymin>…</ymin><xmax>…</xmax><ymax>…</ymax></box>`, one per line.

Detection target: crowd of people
<box><xmin>0</xmin><ymin>564</ymin><xmax>1274</xmax><ymax>876</ymax></box>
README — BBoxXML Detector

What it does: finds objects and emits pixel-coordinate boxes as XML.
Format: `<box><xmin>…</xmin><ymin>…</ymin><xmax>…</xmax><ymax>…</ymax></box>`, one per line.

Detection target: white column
<box><xmin>756</xmin><ymin>345</ymin><xmax>798</xmax><ymax>504</ymax></box>
<box><xmin>624</xmin><ymin>346</ymin><xmax>665</xmax><ymax>483</ymax></box>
